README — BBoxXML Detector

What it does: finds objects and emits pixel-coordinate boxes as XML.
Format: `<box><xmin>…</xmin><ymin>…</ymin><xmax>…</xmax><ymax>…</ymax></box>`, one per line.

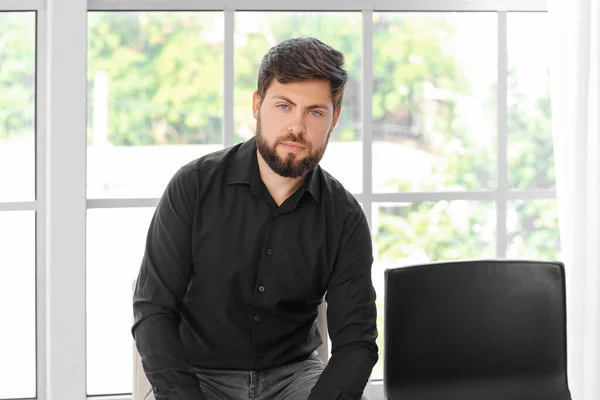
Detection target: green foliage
<box><xmin>376</xmin><ymin>201</ymin><xmax>496</xmax><ymax>262</ymax></box>
<box><xmin>507</xmin><ymin>69</ymin><xmax>555</xmax><ymax>190</ymax></box>
<box><xmin>1</xmin><ymin>11</ymin><xmax>559</xmax><ymax>379</ymax></box>
<box><xmin>373</xmin><ymin>13</ymin><xmax>497</xmax><ymax>193</ymax></box>
<box><xmin>0</xmin><ymin>11</ymin><xmax>559</xmax><ymax>262</ymax></box>
<box><xmin>87</xmin><ymin>12</ymin><xmax>223</xmax><ymax>145</ymax></box>
<box><xmin>373</xmin><ymin>14</ymin><xmax>465</xmax><ymax>123</ymax></box>
<box><xmin>0</xmin><ymin>12</ymin><xmax>35</xmax><ymax>140</ymax></box>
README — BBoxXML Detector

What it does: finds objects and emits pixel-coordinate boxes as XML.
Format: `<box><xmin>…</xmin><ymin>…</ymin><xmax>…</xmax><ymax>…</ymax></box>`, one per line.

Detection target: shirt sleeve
<box><xmin>131</xmin><ymin>165</ymin><xmax>205</xmax><ymax>400</ymax></box>
<box><xmin>309</xmin><ymin>209</ymin><xmax>379</xmax><ymax>400</ymax></box>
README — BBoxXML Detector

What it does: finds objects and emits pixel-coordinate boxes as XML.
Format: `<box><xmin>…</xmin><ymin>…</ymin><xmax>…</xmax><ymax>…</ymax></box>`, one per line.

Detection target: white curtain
<box><xmin>549</xmin><ymin>0</ymin><xmax>600</xmax><ymax>399</ymax></box>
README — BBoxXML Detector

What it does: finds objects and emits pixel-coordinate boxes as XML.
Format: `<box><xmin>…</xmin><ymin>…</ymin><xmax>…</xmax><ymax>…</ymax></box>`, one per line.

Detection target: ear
<box><xmin>252</xmin><ymin>91</ymin><xmax>261</xmax><ymax>119</ymax></box>
<box><xmin>331</xmin><ymin>105</ymin><xmax>342</xmax><ymax>129</ymax></box>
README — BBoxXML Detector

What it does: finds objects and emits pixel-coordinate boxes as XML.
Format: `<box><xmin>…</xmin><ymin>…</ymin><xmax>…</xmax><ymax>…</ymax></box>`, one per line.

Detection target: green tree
<box><xmin>88</xmin><ymin>12</ymin><xmax>223</xmax><ymax>146</ymax></box>
<box><xmin>373</xmin><ymin>13</ymin><xmax>558</xmax><ymax>263</ymax></box>
<box><xmin>507</xmin><ymin>68</ymin><xmax>554</xmax><ymax>190</ymax></box>
<box><xmin>506</xmin><ymin>67</ymin><xmax>558</xmax><ymax>259</ymax></box>
<box><xmin>373</xmin><ymin>13</ymin><xmax>496</xmax><ymax>263</ymax></box>
<box><xmin>1</xmin><ymin>10</ymin><xmax>556</xmax><ymax>259</ymax></box>
<box><xmin>373</xmin><ymin>13</ymin><xmax>495</xmax><ymax>192</ymax></box>
<box><xmin>0</xmin><ymin>12</ymin><xmax>35</xmax><ymax>140</ymax></box>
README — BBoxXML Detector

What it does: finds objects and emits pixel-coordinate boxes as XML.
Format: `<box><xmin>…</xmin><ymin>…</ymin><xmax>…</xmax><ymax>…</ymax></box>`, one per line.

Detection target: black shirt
<box><xmin>132</xmin><ymin>136</ymin><xmax>378</xmax><ymax>400</ymax></box>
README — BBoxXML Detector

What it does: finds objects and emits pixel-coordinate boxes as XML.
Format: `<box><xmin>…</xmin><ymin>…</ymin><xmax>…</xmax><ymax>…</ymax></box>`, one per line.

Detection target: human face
<box><xmin>253</xmin><ymin>79</ymin><xmax>341</xmax><ymax>178</ymax></box>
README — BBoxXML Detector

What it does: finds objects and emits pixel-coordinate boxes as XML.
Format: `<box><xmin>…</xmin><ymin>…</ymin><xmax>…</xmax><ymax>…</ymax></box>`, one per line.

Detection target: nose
<box><xmin>288</xmin><ymin>126</ymin><xmax>305</xmax><ymax>136</ymax></box>
<box><xmin>287</xmin><ymin>114</ymin><xmax>306</xmax><ymax>135</ymax></box>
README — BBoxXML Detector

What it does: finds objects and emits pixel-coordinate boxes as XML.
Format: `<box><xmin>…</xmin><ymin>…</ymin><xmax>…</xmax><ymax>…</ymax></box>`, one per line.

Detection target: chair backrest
<box><xmin>383</xmin><ymin>259</ymin><xmax>571</xmax><ymax>400</ymax></box>
<box><xmin>132</xmin><ymin>281</ymin><xmax>329</xmax><ymax>400</ymax></box>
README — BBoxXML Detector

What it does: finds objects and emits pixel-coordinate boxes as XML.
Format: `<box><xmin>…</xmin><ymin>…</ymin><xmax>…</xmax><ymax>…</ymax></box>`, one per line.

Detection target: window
<box><xmin>506</xmin><ymin>12</ymin><xmax>558</xmax><ymax>258</ymax></box>
<box><xmin>86</xmin><ymin>11</ymin><xmax>224</xmax><ymax>395</ymax></box>
<box><xmin>86</xmin><ymin>8</ymin><xmax>556</xmax><ymax>396</ymax></box>
<box><xmin>0</xmin><ymin>10</ymin><xmax>37</xmax><ymax>400</ymax></box>
<box><xmin>0</xmin><ymin>11</ymin><xmax>36</xmax><ymax>202</ymax></box>
<box><xmin>2</xmin><ymin>1</ymin><xmax>554</xmax><ymax>399</ymax></box>
<box><xmin>86</xmin><ymin>207</ymin><xmax>155</xmax><ymax>395</ymax></box>
<box><xmin>369</xmin><ymin>10</ymin><xmax>557</xmax><ymax>380</ymax></box>
<box><xmin>87</xmin><ymin>12</ymin><xmax>224</xmax><ymax>200</ymax></box>
<box><xmin>373</xmin><ymin>12</ymin><xmax>498</xmax><ymax>193</ymax></box>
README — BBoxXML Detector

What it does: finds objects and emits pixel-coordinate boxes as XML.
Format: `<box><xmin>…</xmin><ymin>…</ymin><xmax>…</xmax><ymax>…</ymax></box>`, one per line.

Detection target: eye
<box><xmin>277</xmin><ymin>104</ymin><xmax>289</xmax><ymax>110</ymax></box>
<box><xmin>309</xmin><ymin>110</ymin><xmax>323</xmax><ymax>116</ymax></box>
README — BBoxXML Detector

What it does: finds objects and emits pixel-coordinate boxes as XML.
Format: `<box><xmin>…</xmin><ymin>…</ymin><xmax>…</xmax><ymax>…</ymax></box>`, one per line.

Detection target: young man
<box><xmin>132</xmin><ymin>37</ymin><xmax>378</xmax><ymax>400</ymax></box>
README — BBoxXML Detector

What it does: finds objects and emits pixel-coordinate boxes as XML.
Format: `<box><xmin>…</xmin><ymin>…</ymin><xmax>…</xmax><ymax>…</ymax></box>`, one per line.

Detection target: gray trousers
<box><xmin>144</xmin><ymin>352</ymin><xmax>368</xmax><ymax>400</ymax></box>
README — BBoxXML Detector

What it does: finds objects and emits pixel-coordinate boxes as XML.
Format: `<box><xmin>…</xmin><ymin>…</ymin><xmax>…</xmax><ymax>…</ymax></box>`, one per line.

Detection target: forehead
<box><xmin>265</xmin><ymin>79</ymin><xmax>333</xmax><ymax>107</ymax></box>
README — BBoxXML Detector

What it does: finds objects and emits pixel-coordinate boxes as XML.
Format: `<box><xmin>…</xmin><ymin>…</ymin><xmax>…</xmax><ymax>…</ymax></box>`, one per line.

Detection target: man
<box><xmin>132</xmin><ymin>37</ymin><xmax>378</xmax><ymax>400</ymax></box>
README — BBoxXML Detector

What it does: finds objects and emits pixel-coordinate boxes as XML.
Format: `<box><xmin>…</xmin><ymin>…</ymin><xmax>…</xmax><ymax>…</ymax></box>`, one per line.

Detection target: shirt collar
<box><xmin>226</xmin><ymin>136</ymin><xmax>321</xmax><ymax>203</ymax></box>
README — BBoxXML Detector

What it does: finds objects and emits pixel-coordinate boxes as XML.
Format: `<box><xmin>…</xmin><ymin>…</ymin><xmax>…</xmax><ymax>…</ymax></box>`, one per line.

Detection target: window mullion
<box><xmin>44</xmin><ymin>1</ymin><xmax>88</xmax><ymax>399</ymax></box>
<box><xmin>362</xmin><ymin>9</ymin><xmax>373</xmax><ymax>230</ymax></box>
<box><xmin>36</xmin><ymin>7</ymin><xmax>48</xmax><ymax>400</ymax></box>
<box><xmin>84</xmin><ymin>0</ymin><xmax>548</xmax><ymax>12</ymax></box>
<box><xmin>496</xmin><ymin>11</ymin><xmax>508</xmax><ymax>258</ymax></box>
<box><xmin>224</xmin><ymin>9</ymin><xmax>234</xmax><ymax>148</ymax></box>
<box><xmin>363</xmin><ymin>8</ymin><xmax>384</xmax><ymax>399</ymax></box>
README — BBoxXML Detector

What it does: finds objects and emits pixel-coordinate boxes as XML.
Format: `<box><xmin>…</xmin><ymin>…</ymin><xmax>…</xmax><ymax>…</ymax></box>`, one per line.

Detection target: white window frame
<box><xmin>0</xmin><ymin>0</ymin><xmax>551</xmax><ymax>399</ymax></box>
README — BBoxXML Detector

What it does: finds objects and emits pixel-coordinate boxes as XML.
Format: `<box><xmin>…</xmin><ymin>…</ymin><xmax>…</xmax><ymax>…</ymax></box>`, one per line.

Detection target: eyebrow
<box><xmin>270</xmin><ymin>95</ymin><xmax>331</xmax><ymax>111</ymax></box>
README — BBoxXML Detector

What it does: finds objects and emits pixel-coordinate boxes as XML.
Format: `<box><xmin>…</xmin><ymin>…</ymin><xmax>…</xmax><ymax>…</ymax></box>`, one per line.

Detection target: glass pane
<box><xmin>87</xmin><ymin>12</ymin><xmax>224</xmax><ymax>199</ymax></box>
<box><xmin>234</xmin><ymin>12</ymin><xmax>363</xmax><ymax>193</ymax></box>
<box><xmin>508</xmin><ymin>13</ymin><xmax>554</xmax><ymax>190</ymax></box>
<box><xmin>0</xmin><ymin>12</ymin><xmax>36</xmax><ymax>202</ymax></box>
<box><xmin>507</xmin><ymin>199</ymin><xmax>560</xmax><ymax>259</ymax></box>
<box><xmin>373</xmin><ymin>13</ymin><xmax>497</xmax><ymax>193</ymax></box>
<box><xmin>371</xmin><ymin>201</ymin><xmax>496</xmax><ymax>379</ymax></box>
<box><xmin>0</xmin><ymin>211</ymin><xmax>36</xmax><ymax>399</ymax></box>
<box><xmin>86</xmin><ymin>208</ymin><xmax>156</xmax><ymax>395</ymax></box>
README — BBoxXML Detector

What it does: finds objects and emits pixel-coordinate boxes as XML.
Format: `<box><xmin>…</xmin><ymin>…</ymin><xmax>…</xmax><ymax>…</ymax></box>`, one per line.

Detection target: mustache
<box><xmin>277</xmin><ymin>134</ymin><xmax>308</xmax><ymax>146</ymax></box>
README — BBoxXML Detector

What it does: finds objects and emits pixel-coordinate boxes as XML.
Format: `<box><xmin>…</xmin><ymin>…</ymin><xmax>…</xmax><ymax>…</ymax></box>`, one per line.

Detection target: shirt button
<box><xmin>253</xmin><ymin>315</ymin><xmax>260</xmax><ymax>322</ymax></box>
<box><xmin>258</xmin><ymin>285</ymin><xmax>265</xmax><ymax>293</ymax></box>
<box><xmin>266</xmin><ymin>248</ymin><xmax>272</xmax><ymax>255</ymax></box>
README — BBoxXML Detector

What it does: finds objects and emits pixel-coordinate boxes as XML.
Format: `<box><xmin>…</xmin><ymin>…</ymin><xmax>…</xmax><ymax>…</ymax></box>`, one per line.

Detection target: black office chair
<box><xmin>383</xmin><ymin>259</ymin><xmax>572</xmax><ymax>400</ymax></box>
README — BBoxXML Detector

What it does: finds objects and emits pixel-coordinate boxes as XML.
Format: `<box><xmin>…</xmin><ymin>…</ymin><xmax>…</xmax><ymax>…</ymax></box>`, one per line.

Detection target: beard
<box><xmin>255</xmin><ymin>113</ymin><xmax>330</xmax><ymax>178</ymax></box>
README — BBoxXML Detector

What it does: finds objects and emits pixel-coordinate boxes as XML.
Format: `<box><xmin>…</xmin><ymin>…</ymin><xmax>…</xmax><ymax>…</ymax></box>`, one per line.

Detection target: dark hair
<box><xmin>256</xmin><ymin>37</ymin><xmax>348</xmax><ymax>110</ymax></box>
